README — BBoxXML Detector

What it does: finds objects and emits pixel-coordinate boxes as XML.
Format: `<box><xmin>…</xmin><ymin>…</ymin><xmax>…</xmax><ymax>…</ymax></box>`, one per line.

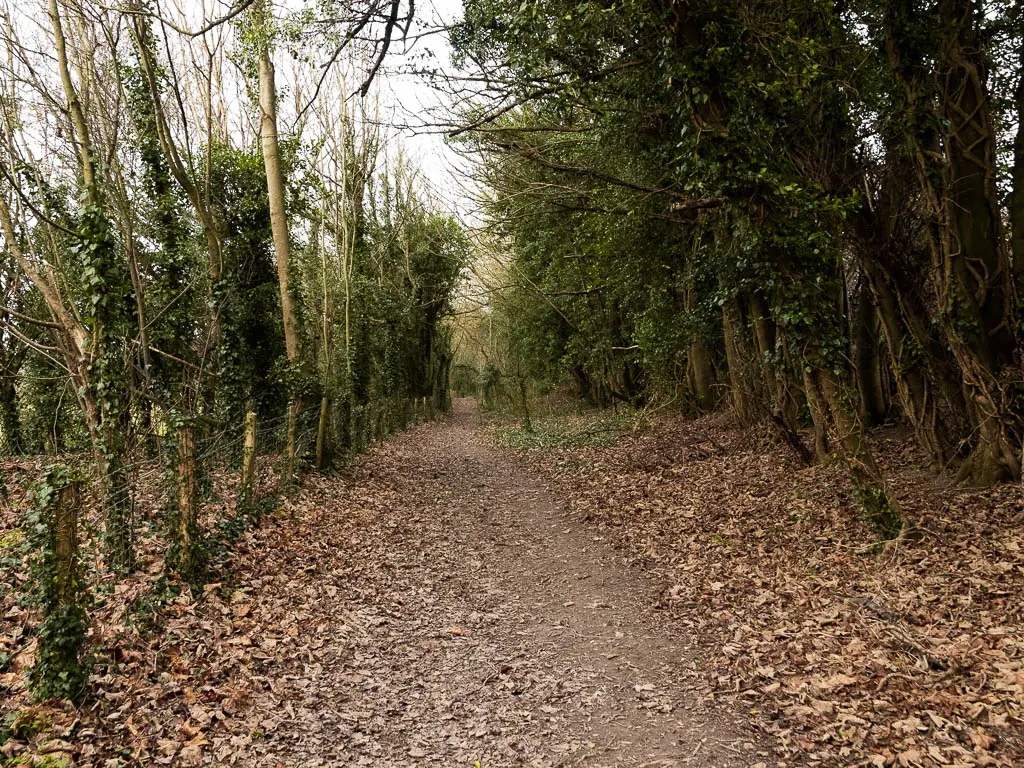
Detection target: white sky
<box><xmin>0</xmin><ymin>0</ymin><xmax>477</xmax><ymax>221</ymax></box>
<box><xmin>375</xmin><ymin>0</ymin><xmax>476</xmax><ymax>220</ymax></box>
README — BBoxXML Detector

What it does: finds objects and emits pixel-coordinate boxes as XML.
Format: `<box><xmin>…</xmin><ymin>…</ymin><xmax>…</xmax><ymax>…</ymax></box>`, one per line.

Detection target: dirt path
<box><xmin>211</xmin><ymin>400</ymin><xmax>765</xmax><ymax>767</ymax></box>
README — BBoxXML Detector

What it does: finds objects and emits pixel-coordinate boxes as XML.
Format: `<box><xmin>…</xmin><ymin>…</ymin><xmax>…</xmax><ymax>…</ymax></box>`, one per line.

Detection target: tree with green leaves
<box><xmin>448</xmin><ymin>0</ymin><xmax>1024</xmax><ymax>532</ymax></box>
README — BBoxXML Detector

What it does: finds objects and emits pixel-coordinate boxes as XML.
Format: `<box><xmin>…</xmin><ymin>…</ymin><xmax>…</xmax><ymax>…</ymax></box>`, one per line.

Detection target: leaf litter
<box><xmin>500</xmin><ymin>409</ymin><xmax>1024</xmax><ymax>768</ymax></box>
<box><xmin>2</xmin><ymin>402</ymin><xmax>768</xmax><ymax>766</ymax></box>
<box><xmin>7</xmin><ymin>400</ymin><xmax>1016</xmax><ymax>766</ymax></box>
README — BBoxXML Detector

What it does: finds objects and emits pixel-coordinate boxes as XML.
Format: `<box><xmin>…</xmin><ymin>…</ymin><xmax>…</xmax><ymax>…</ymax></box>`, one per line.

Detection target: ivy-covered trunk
<box><xmin>859</xmin><ymin>255</ymin><xmax>950</xmax><ymax>470</ymax></box>
<box><xmin>851</xmin><ymin>281</ymin><xmax>888</xmax><ymax>427</ymax></box>
<box><xmin>811</xmin><ymin>368</ymin><xmax>903</xmax><ymax>538</ymax></box>
<box><xmin>722</xmin><ymin>299</ymin><xmax>761</xmax><ymax>428</ymax></box>
<box><xmin>802</xmin><ymin>367</ymin><xmax>831</xmax><ymax>463</ymax></box>
<box><xmin>97</xmin><ymin>430</ymin><xmax>133</xmax><ymax>572</ymax></box>
<box><xmin>885</xmin><ymin>0</ymin><xmax>1021</xmax><ymax>483</ymax></box>
<box><xmin>0</xmin><ymin>374</ymin><xmax>21</xmax><ymax>455</ymax></box>
<box><xmin>934</xmin><ymin>2</ymin><xmax>1018</xmax><ymax>483</ymax></box>
<box><xmin>29</xmin><ymin>466</ymin><xmax>89</xmax><ymax>703</ymax></box>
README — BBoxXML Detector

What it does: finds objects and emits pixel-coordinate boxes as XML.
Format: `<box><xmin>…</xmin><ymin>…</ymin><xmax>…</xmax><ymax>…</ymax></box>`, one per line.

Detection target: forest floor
<box><xmin>1</xmin><ymin>398</ymin><xmax>1022</xmax><ymax>767</ymax></box>
<box><xmin>492</xmin><ymin>402</ymin><xmax>1024</xmax><ymax>768</ymax></box>
<box><xmin>2</xmin><ymin>399</ymin><xmax>765</xmax><ymax>767</ymax></box>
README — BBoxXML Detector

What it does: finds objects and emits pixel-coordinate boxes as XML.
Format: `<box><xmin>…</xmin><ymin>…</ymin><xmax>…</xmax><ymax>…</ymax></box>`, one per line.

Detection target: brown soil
<box><xmin>8</xmin><ymin>399</ymin><xmax>1020</xmax><ymax>767</ymax></box>
<box><xmin>207</xmin><ymin>399</ymin><xmax>766</xmax><ymax>766</ymax></box>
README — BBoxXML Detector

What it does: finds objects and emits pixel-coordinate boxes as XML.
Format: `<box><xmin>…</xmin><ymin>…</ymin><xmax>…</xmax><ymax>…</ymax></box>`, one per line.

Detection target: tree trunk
<box><xmin>128</xmin><ymin>10</ymin><xmax>223</xmax><ymax>395</ymax></box>
<box><xmin>172</xmin><ymin>424</ymin><xmax>201</xmax><ymax>583</ymax></box>
<box><xmin>315</xmin><ymin>394</ymin><xmax>331</xmax><ymax>469</ymax></box>
<box><xmin>872</xmin><ymin>270</ymin><xmax>950</xmax><ymax>469</ymax></box>
<box><xmin>852</xmin><ymin>282</ymin><xmax>887</xmax><ymax>426</ymax></box>
<box><xmin>285</xmin><ymin>396</ymin><xmax>300</xmax><ymax>483</ymax></box>
<box><xmin>748</xmin><ymin>293</ymin><xmax>809</xmax><ymax>460</ymax></box>
<box><xmin>257</xmin><ymin>0</ymin><xmax>301</xmax><ymax>484</ymax></box>
<box><xmin>98</xmin><ymin>431</ymin><xmax>133</xmax><ymax>572</ymax></box>
<box><xmin>811</xmin><ymin>369</ymin><xmax>902</xmax><ymax>537</ymax></box>
<box><xmin>748</xmin><ymin>292</ymin><xmax>778</xmax><ymax>404</ymax></box>
<box><xmin>851</xmin><ymin>199</ymin><xmax>955</xmax><ymax>469</ymax></box>
<box><xmin>722</xmin><ymin>300</ymin><xmax>759</xmax><ymax>427</ymax></box>
<box><xmin>683</xmin><ymin>261</ymin><xmax>716</xmax><ymax>411</ymax></box>
<box><xmin>240</xmin><ymin>405</ymin><xmax>257</xmax><ymax>509</ymax></box>
<box><xmin>30</xmin><ymin>470</ymin><xmax>88</xmax><ymax>703</ymax></box>
<box><xmin>802</xmin><ymin>367</ymin><xmax>830</xmax><ymax>463</ymax></box>
<box><xmin>50</xmin><ymin>0</ymin><xmax>136</xmax><ymax>570</ymax></box>
<box><xmin>51</xmin><ymin>478</ymin><xmax>81</xmax><ymax>608</ymax></box>
<box><xmin>687</xmin><ymin>338</ymin><xmax>715</xmax><ymax>411</ymax></box>
<box><xmin>49</xmin><ymin>0</ymin><xmax>95</xmax><ymax>192</ymax></box>
<box><xmin>886</xmin><ymin>0</ymin><xmax>1019</xmax><ymax>482</ymax></box>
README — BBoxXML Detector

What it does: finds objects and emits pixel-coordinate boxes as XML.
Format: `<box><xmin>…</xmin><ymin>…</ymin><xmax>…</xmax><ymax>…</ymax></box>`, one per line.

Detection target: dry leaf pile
<box><xmin>502</xmin><ymin>411</ymin><xmax>1024</xmax><ymax>767</ymax></box>
<box><xmin>0</xmin><ymin>455</ymin><xmax>280</xmax><ymax>766</ymax></box>
<box><xmin>2</xmin><ymin>405</ymin><xmax>765</xmax><ymax>767</ymax></box>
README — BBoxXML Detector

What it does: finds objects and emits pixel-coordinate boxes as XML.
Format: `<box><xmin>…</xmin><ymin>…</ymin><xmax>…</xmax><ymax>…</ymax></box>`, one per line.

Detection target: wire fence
<box><xmin>1</xmin><ymin>393</ymin><xmax>445</xmax><ymax>546</ymax></box>
<box><xmin>8</xmin><ymin>394</ymin><xmax>442</xmax><ymax>533</ymax></box>
<box><xmin>0</xmin><ymin>392</ymin><xmax>447</xmax><ymax>708</ymax></box>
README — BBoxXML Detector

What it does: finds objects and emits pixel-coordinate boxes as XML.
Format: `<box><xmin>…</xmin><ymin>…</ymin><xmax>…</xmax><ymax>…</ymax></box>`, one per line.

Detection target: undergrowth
<box><xmin>487</xmin><ymin>408</ymin><xmax>640</xmax><ymax>451</ymax></box>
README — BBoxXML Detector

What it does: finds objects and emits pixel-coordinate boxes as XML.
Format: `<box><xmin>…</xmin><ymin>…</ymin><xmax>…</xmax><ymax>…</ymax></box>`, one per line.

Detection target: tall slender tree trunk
<box><xmin>128</xmin><ymin>11</ymin><xmax>224</xmax><ymax>403</ymax></box>
<box><xmin>50</xmin><ymin>0</ymin><xmax>133</xmax><ymax>569</ymax></box>
<box><xmin>802</xmin><ymin>368</ymin><xmax>830</xmax><ymax>463</ymax></box>
<box><xmin>315</xmin><ymin>395</ymin><xmax>331</xmax><ymax>469</ymax></box>
<box><xmin>50</xmin><ymin>0</ymin><xmax>95</xmax><ymax>193</ymax></box>
<box><xmin>852</xmin><ymin>281</ymin><xmax>887</xmax><ymax>426</ymax></box>
<box><xmin>256</xmin><ymin>0</ymin><xmax>301</xmax><ymax>483</ymax></box>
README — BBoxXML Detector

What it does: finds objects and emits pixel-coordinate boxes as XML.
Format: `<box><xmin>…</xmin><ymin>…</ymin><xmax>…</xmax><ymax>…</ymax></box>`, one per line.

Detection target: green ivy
<box><xmin>25</xmin><ymin>465</ymin><xmax>90</xmax><ymax>704</ymax></box>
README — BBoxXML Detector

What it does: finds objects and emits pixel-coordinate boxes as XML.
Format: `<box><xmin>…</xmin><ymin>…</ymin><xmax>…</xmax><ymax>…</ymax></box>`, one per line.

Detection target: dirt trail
<box><xmin>217</xmin><ymin>400</ymin><xmax>764</xmax><ymax>767</ymax></box>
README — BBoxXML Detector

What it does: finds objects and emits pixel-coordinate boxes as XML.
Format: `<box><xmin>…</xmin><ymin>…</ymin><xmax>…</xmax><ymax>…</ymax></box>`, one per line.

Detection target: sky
<box><xmin>1</xmin><ymin>0</ymin><xmax>478</xmax><ymax>223</ymax></box>
<box><xmin>369</xmin><ymin>0</ymin><xmax>478</xmax><ymax>220</ymax></box>
<box><xmin>171</xmin><ymin>0</ymin><xmax>477</xmax><ymax>219</ymax></box>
